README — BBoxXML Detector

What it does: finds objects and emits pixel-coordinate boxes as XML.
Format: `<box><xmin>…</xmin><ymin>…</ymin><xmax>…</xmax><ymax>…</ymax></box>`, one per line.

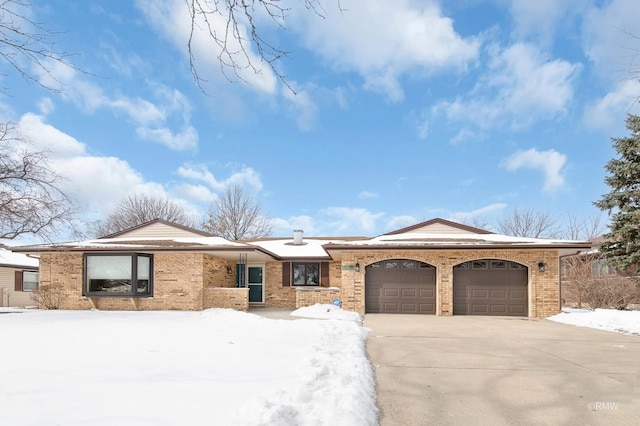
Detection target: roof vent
<box><xmin>293</xmin><ymin>229</ymin><xmax>304</xmax><ymax>245</ymax></box>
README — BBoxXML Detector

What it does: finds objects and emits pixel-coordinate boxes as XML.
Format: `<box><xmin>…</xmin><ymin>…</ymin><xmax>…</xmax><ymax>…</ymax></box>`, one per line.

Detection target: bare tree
<box><xmin>0</xmin><ymin>2</ymin><xmax>88</xmax><ymax>242</ymax></box>
<box><xmin>564</xmin><ymin>213</ymin><xmax>606</xmax><ymax>241</ymax></box>
<box><xmin>497</xmin><ymin>208</ymin><xmax>560</xmax><ymax>238</ymax></box>
<box><xmin>0</xmin><ymin>0</ymin><xmax>77</xmax><ymax>93</ymax></box>
<box><xmin>203</xmin><ymin>184</ymin><xmax>272</xmax><ymax>240</ymax></box>
<box><xmin>93</xmin><ymin>194</ymin><xmax>198</xmax><ymax>237</ymax></box>
<box><xmin>459</xmin><ymin>216</ymin><xmax>492</xmax><ymax>232</ymax></box>
<box><xmin>561</xmin><ymin>252</ymin><xmax>640</xmax><ymax>309</ymax></box>
<box><xmin>0</xmin><ymin>122</ymin><xmax>76</xmax><ymax>240</ymax></box>
<box><xmin>186</xmin><ymin>0</ymin><xmax>335</xmax><ymax>93</ymax></box>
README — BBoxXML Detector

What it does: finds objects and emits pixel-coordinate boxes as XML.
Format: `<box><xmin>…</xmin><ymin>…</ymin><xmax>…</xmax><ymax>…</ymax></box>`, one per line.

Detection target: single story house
<box><xmin>13</xmin><ymin>218</ymin><xmax>592</xmax><ymax>318</ymax></box>
<box><xmin>0</xmin><ymin>246</ymin><xmax>39</xmax><ymax>307</ymax></box>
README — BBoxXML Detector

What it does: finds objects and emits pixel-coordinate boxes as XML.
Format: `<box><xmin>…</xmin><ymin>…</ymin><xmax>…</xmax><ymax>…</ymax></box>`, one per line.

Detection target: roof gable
<box><xmin>100</xmin><ymin>219</ymin><xmax>213</xmax><ymax>239</ymax></box>
<box><xmin>384</xmin><ymin>218</ymin><xmax>493</xmax><ymax>236</ymax></box>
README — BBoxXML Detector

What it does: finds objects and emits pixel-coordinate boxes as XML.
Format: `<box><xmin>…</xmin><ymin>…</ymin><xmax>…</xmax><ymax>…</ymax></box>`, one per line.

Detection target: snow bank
<box><xmin>291</xmin><ymin>304</ymin><xmax>364</xmax><ymax>322</ymax></box>
<box><xmin>548</xmin><ymin>308</ymin><xmax>640</xmax><ymax>336</ymax></box>
<box><xmin>0</xmin><ymin>309</ymin><xmax>378</xmax><ymax>425</ymax></box>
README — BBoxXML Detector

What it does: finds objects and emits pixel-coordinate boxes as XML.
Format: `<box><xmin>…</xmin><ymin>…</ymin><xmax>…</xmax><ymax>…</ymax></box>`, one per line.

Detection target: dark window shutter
<box><xmin>320</xmin><ymin>262</ymin><xmax>330</xmax><ymax>287</ymax></box>
<box><xmin>282</xmin><ymin>262</ymin><xmax>291</xmax><ymax>287</ymax></box>
<box><xmin>15</xmin><ymin>271</ymin><xmax>23</xmax><ymax>291</ymax></box>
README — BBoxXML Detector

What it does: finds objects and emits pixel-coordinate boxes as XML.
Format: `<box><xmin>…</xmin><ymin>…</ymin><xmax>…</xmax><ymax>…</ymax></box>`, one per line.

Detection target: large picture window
<box><xmin>292</xmin><ymin>263</ymin><xmax>320</xmax><ymax>286</ymax></box>
<box><xmin>84</xmin><ymin>254</ymin><xmax>153</xmax><ymax>297</ymax></box>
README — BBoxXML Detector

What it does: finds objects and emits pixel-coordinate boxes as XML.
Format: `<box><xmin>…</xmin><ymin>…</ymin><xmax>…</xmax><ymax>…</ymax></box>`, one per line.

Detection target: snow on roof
<box><xmin>249</xmin><ymin>238</ymin><xmax>344</xmax><ymax>258</ymax></box>
<box><xmin>14</xmin><ymin>235</ymin><xmax>250</xmax><ymax>251</ymax></box>
<box><xmin>0</xmin><ymin>248</ymin><xmax>39</xmax><ymax>268</ymax></box>
<box><xmin>11</xmin><ymin>229</ymin><xmax>592</xmax><ymax>258</ymax></box>
<box><xmin>329</xmin><ymin>232</ymin><xmax>590</xmax><ymax>247</ymax></box>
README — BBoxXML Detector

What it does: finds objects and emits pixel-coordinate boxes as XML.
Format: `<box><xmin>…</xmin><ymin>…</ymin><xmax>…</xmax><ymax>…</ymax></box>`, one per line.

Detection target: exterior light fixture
<box><xmin>226</xmin><ymin>265</ymin><xmax>233</xmax><ymax>275</ymax></box>
<box><xmin>355</xmin><ymin>262</ymin><xmax>360</xmax><ymax>272</ymax></box>
<box><xmin>538</xmin><ymin>262</ymin><xmax>546</xmax><ymax>273</ymax></box>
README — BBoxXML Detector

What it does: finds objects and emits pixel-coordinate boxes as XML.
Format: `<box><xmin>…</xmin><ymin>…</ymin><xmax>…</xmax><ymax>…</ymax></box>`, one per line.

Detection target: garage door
<box><xmin>453</xmin><ymin>259</ymin><xmax>528</xmax><ymax>316</ymax></box>
<box><xmin>365</xmin><ymin>259</ymin><xmax>435</xmax><ymax>314</ymax></box>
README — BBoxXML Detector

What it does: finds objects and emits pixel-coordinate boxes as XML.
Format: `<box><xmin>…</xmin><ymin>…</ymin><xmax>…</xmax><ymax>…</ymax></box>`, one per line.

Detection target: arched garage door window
<box><xmin>365</xmin><ymin>260</ymin><xmax>435</xmax><ymax>314</ymax></box>
<box><xmin>453</xmin><ymin>259</ymin><xmax>528</xmax><ymax>316</ymax></box>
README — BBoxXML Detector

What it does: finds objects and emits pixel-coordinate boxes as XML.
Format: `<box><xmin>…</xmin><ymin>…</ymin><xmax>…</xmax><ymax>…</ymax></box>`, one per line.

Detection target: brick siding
<box><xmin>37</xmin><ymin>249</ymin><xmax>561</xmax><ymax>318</ymax></box>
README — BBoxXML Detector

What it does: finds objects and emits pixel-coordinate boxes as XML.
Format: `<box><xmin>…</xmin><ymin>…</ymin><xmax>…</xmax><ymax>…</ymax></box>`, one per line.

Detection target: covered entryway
<box><xmin>365</xmin><ymin>259</ymin><xmax>436</xmax><ymax>314</ymax></box>
<box><xmin>453</xmin><ymin>259</ymin><xmax>528</xmax><ymax>316</ymax></box>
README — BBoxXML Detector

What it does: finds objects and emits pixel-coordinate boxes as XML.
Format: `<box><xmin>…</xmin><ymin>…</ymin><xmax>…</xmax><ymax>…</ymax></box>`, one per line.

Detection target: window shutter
<box><xmin>282</xmin><ymin>262</ymin><xmax>291</xmax><ymax>287</ymax></box>
<box><xmin>320</xmin><ymin>262</ymin><xmax>330</xmax><ymax>287</ymax></box>
<box><xmin>15</xmin><ymin>271</ymin><xmax>23</xmax><ymax>291</ymax></box>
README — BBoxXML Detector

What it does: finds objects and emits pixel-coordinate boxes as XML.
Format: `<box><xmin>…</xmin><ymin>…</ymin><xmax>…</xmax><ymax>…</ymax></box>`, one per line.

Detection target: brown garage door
<box><xmin>365</xmin><ymin>260</ymin><xmax>435</xmax><ymax>314</ymax></box>
<box><xmin>453</xmin><ymin>259</ymin><xmax>528</xmax><ymax>316</ymax></box>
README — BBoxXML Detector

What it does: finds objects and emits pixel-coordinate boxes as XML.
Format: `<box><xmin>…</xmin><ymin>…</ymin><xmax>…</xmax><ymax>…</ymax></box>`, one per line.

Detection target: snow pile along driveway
<box><xmin>547</xmin><ymin>307</ymin><xmax>640</xmax><ymax>336</ymax></box>
<box><xmin>0</xmin><ymin>307</ymin><xmax>378</xmax><ymax>426</ymax></box>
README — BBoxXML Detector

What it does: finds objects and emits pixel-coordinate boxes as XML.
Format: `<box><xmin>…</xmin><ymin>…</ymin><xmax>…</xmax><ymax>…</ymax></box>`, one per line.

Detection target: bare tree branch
<box><xmin>0</xmin><ymin>0</ymin><xmax>80</xmax><ymax>93</ymax></box>
<box><xmin>497</xmin><ymin>208</ymin><xmax>560</xmax><ymax>238</ymax></box>
<box><xmin>186</xmin><ymin>0</ymin><xmax>336</xmax><ymax>94</ymax></box>
<box><xmin>0</xmin><ymin>121</ymin><xmax>76</xmax><ymax>240</ymax></box>
<box><xmin>564</xmin><ymin>213</ymin><xmax>606</xmax><ymax>241</ymax></box>
<box><xmin>562</xmin><ymin>252</ymin><xmax>640</xmax><ymax>309</ymax></box>
<box><xmin>203</xmin><ymin>184</ymin><xmax>272</xmax><ymax>240</ymax></box>
<box><xmin>93</xmin><ymin>194</ymin><xmax>199</xmax><ymax>237</ymax></box>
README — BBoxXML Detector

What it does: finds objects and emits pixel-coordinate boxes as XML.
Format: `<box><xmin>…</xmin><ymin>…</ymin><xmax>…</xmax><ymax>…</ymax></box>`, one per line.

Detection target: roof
<box><xmin>0</xmin><ymin>247</ymin><xmax>39</xmax><ymax>269</ymax></box>
<box><xmin>99</xmin><ymin>219</ymin><xmax>214</xmax><ymax>239</ymax></box>
<box><xmin>383</xmin><ymin>218</ymin><xmax>493</xmax><ymax>235</ymax></box>
<box><xmin>11</xmin><ymin>218</ymin><xmax>593</xmax><ymax>261</ymax></box>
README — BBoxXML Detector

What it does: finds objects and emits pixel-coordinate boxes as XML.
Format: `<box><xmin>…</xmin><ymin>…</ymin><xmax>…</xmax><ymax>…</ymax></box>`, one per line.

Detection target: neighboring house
<box><xmin>0</xmin><ymin>246</ymin><xmax>39</xmax><ymax>307</ymax></box>
<box><xmin>12</xmin><ymin>218</ymin><xmax>591</xmax><ymax>318</ymax></box>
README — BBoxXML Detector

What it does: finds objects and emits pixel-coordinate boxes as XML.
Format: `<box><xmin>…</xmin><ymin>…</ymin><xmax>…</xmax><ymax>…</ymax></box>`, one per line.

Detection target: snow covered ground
<box><xmin>548</xmin><ymin>308</ymin><xmax>640</xmax><ymax>336</ymax></box>
<box><xmin>0</xmin><ymin>305</ymin><xmax>378</xmax><ymax>426</ymax></box>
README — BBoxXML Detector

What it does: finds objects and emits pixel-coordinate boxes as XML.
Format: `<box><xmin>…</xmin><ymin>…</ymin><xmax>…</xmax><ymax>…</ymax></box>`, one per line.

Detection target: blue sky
<box><xmin>4</xmin><ymin>0</ymin><xmax>640</xmax><ymax>240</ymax></box>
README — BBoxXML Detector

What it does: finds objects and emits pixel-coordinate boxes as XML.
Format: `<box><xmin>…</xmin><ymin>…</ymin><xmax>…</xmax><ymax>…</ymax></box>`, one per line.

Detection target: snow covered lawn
<box><xmin>0</xmin><ymin>306</ymin><xmax>378</xmax><ymax>426</ymax></box>
<box><xmin>547</xmin><ymin>308</ymin><xmax>640</xmax><ymax>336</ymax></box>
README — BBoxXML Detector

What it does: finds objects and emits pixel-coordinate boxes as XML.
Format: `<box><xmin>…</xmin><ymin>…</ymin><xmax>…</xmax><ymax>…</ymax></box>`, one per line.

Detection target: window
<box><xmin>292</xmin><ymin>263</ymin><xmax>319</xmax><ymax>286</ymax></box>
<box><xmin>472</xmin><ymin>260</ymin><xmax>488</xmax><ymax>269</ymax></box>
<box><xmin>490</xmin><ymin>260</ymin><xmax>506</xmax><ymax>269</ymax></box>
<box><xmin>84</xmin><ymin>254</ymin><xmax>152</xmax><ymax>297</ymax></box>
<box><xmin>15</xmin><ymin>270</ymin><xmax>39</xmax><ymax>292</ymax></box>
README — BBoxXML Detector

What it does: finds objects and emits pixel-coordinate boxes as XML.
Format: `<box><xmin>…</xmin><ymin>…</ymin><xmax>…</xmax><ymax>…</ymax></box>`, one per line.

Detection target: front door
<box><xmin>247</xmin><ymin>265</ymin><xmax>264</xmax><ymax>303</ymax></box>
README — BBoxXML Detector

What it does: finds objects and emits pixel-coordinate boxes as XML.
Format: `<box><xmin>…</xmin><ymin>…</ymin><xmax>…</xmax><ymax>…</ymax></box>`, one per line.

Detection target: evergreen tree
<box><xmin>594</xmin><ymin>114</ymin><xmax>640</xmax><ymax>269</ymax></box>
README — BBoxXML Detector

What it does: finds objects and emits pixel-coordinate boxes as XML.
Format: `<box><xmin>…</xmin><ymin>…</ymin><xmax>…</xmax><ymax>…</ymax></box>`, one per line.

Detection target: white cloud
<box><xmin>37</xmin><ymin>98</ymin><xmax>55</xmax><ymax>115</ymax></box>
<box><xmin>358</xmin><ymin>191</ymin><xmax>378</xmax><ymax>199</ymax></box>
<box><xmin>487</xmin><ymin>43</ymin><xmax>579</xmax><ymax>118</ymax></box>
<box><xmin>448</xmin><ymin>203</ymin><xmax>508</xmax><ymax>224</ymax></box>
<box><xmin>176</xmin><ymin>164</ymin><xmax>264</xmax><ymax>193</ymax></box>
<box><xmin>503</xmin><ymin>148</ymin><xmax>567</xmax><ymax>192</ymax></box>
<box><xmin>583</xmin><ymin>79</ymin><xmax>640</xmax><ymax>131</ymax></box>
<box><xmin>384</xmin><ymin>215</ymin><xmax>419</xmax><ymax>232</ymax></box>
<box><xmin>136</xmin><ymin>125</ymin><xmax>198</xmax><ymax>151</ymax></box>
<box><xmin>428</xmin><ymin>42</ymin><xmax>580</xmax><ymax>135</ymax></box>
<box><xmin>35</xmin><ymin>59</ymin><xmax>198</xmax><ymax>151</ymax></box>
<box><xmin>270</xmin><ymin>216</ymin><xmax>319</xmax><ymax>236</ymax></box>
<box><xmin>15</xmin><ymin>112</ymin><xmax>169</xmax><ymax>216</ymax></box>
<box><xmin>506</xmin><ymin>0</ymin><xmax>586</xmax><ymax>43</ymax></box>
<box><xmin>283</xmin><ymin>83</ymin><xmax>319</xmax><ymax>131</ymax></box>
<box><xmin>582</xmin><ymin>0</ymin><xmax>640</xmax><ymax>78</ymax></box>
<box><xmin>134</xmin><ymin>0</ymin><xmax>277</xmax><ymax>95</ymax></box>
<box><xmin>17</xmin><ymin>112</ymin><xmax>85</xmax><ymax>157</ymax></box>
<box><xmin>320</xmin><ymin>207</ymin><xmax>385</xmax><ymax>234</ymax></box>
<box><xmin>173</xmin><ymin>183</ymin><xmax>218</xmax><ymax>204</ymax></box>
<box><xmin>289</xmin><ymin>0</ymin><xmax>479</xmax><ymax>101</ymax></box>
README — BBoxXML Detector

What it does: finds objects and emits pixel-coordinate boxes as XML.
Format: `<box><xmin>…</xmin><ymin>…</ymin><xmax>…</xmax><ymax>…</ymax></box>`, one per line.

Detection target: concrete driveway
<box><xmin>364</xmin><ymin>315</ymin><xmax>640</xmax><ymax>426</ymax></box>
